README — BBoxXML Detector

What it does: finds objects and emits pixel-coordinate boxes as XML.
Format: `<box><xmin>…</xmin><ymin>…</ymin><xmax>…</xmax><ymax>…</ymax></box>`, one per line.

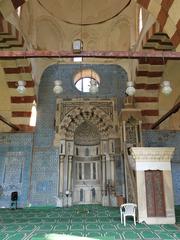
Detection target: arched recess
<box><xmin>59</xmin><ymin>105</ymin><xmax>114</xmax><ymax>140</ymax></box>
<box><xmin>135</xmin><ymin>0</ymin><xmax>180</xmax><ymax>49</ymax></box>
<box><xmin>74</xmin><ymin>121</ymin><xmax>100</xmax><ymax>146</ymax></box>
<box><xmin>108</xmin><ymin>18</ymin><xmax>130</xmax><ymax>50</ymax></box>
<box><xmin>36</xmin><ymin>16</ymin><xmax>64</xmax><ymax>50</ymax></box>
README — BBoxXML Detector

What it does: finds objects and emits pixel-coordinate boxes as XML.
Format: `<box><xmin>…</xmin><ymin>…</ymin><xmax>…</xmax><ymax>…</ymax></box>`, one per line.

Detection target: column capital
<box><xmin>109</xmin><ymin>154</ymin><xmax>115</xmax><ymax>161</ymax></box>
<box><xmin>68</xmin><ymin>155</ymin><xmax>73</xmax><ymax>161</ymax></box>
<box><xmin>101</xmin><ymin>155</ymin><xmax>106</xmax><ymax>161</ymax></box>
<box><xmin>59</xmin><ymin>155</ymin><xmax>65</xmax><ymax>161</ymax></box>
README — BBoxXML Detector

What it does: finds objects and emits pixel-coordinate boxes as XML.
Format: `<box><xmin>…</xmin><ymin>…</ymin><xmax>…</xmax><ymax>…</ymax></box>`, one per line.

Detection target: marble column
<box><xmin>59</xmin><ymin>155</ymin><xmax>65</xmax><ymax>197</ymax></box>
<box><xmin>110</xmin><ymin>154</ymin><xmax>115</xmax><ymax>186</ymax></box>
<box><xmin>139</xmin><ymin>121</ymin><xmax>143</xmax><ymax>146</ymax></box>
<box><xmin>67</xmin><ymin>155</ymin><xmax>73</xmax><ymax>191</ymax></box>
<box><xmin>122</xmin><ymin>121</ymin><xmax>126</xmax><ymax>142</ymax></box>
<box><xmin>101</xmin><ymin>155</ymin><xmax>106</xmax><ymax>194</ymax></box>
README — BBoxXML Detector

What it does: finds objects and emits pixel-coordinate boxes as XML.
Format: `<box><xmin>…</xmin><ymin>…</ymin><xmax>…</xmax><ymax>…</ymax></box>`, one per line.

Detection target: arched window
<box><xmin>139</xmin><ymin>8</ymin><xmax>143</xmax><ymax>33</ymax></box>
<box><xmin>17</xmin><ymin>6</ymin><xmax>21</xmax><ymax>17</ymax></box>
<box><xmin>29</xmin><ymin>101</ymin><xmax>37</xmax><ymax>127</ymax></box>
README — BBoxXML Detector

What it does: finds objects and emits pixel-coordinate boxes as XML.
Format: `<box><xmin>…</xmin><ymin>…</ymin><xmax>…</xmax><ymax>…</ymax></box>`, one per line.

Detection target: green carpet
<box><xmin>0</xmin><ymin>205</ymin><xmax>179</xmax><ymax>240</ymax></box>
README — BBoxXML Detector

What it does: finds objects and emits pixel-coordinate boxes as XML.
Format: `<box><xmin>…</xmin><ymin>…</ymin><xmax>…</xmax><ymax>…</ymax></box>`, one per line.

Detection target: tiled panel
<box><xmin>0</xmin><ymin>133</ymin><xmax>33</xmax><ymax>208</ymax></box>
<box><xmin>172</xmin><ymin>163</ymin><xmax>180</xmax><ymax>205</ymax></box>
<box><xmin>30</xmin><ymin>149</ymin><xmax>59</xmax><ymax>206</ymax></box>
<box><xmin>115</xmin><ymin>154</ymin><xmax>124</xmax><ymax>196</ymax></box>
<box><xmin>143</xmin><ymin>130</ymin><xmax>180</xmax><ymax>162</ymax></box>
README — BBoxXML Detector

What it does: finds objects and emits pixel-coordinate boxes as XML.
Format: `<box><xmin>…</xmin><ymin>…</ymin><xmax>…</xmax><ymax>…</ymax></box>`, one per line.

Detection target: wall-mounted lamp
<box><xmin>53</xmin><ymin>80</ymin><xmax>63</xmax><ymax>95</ymax></box>
<box><xmin>17</xmin><ymin>80</ymin><xmax>26</xmax><ymax>94</ymax></box>
<box><xmin>161</xmin><ymin>80</ymin><xmax>172</xmax><ymax>95</ymax></box>
<box><xmin>72</xmin><ymin>39</ymin><xmax>83</xmax><ymax>53</ymax></box>
<box><xmin>126</xmin><ymin>81</ymin><xmax>136</xmax><ymax>96</ymax></box>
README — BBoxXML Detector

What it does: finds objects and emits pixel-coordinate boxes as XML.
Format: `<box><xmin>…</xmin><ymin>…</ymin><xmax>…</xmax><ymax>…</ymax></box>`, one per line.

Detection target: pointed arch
<box><xmin>135</xmin><ymin>0</ymin><xmax>180</xmax><ymax>49</ymax></box>
<box><xmin>60</xmin><ymin>105</ymin><xmax>114</xmax><ymax>139</ymax></box>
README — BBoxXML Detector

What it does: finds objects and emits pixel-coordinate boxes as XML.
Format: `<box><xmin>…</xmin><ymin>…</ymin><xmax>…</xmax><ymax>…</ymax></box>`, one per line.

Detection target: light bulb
<box><xmin>53</xmin><ymin>80</ymin><xmax>63</xmax><ymax>94</ymax></box>
<box><xmin>161</xmin><ymin>81</ymin><xmax>172</xmax><ymax>95</ymax></box>
<box><xmin>126</xmin><ymin>81</ymin><xmax>136</xmax><ymax>96</ymax></box>
<box><xmin>17</xmin><ymin>81</ymin><xmax>26</xmax><ymax>94</ymax></box>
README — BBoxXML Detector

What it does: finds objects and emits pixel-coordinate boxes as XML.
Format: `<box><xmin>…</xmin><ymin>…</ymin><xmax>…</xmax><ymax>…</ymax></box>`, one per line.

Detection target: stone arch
<box><xmin>60</xmin><ymin>105</ymin><xmax>114</xmax><ymax>139</ymax></box>
<box><xmin>135</xmin><ymin>0</ymin><xmax>180</xmax><ymax>49</ymax></box>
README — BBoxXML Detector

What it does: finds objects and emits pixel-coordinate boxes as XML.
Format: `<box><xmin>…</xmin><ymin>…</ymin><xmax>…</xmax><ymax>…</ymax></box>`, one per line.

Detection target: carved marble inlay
<box><xmin>54</xmin><ymin>98</ymin><xmax>117</xmax><ymax>144</ymax></box>
<box><xmin>75</xmin><ymin>121</ymin><xmax>100</xmax><ymax>146</ymax></box>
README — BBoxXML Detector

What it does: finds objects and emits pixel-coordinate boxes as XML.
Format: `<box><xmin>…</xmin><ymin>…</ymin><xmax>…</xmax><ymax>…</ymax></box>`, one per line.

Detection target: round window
<box><xmin>74</xmin><ymin>69</ymin><xmax>100</xmax><ymax>93</ymax></box>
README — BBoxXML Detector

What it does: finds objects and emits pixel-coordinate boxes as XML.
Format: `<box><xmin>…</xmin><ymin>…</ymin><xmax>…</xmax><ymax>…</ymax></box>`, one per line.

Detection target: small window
<box><xmin>85</xmin><ymin>148</ymin><xmax>89</xmax><ymax>156</ymax></box>
<box><xmin>79</xmin><ymin>163</ymin><xmax>82</xmax><ymax>180</ymax></box>
<box><xmin>17</xmin><ymin>6</ymin><xmax>21</xmax><ymax>17</ymax></box>
<box><xmin>93</xmin><ymin>163</ymin><xmax>96</xmax><ymax>179</ymax></box>
<box><xmin>91</xmin><ymin>188</ymin><xmax>96</xmax><ymax>201</ymax></box>
<box><xmin>96</xmin><ymin>147</ymin><xmax>98</xmax><ymax>155</ymax></box>
<box><xmin>60</xmin><ymin>144</ymin><xmax>63</xmax><ymax>154</ymax></box>
<box><xmin>139</xmin><ymin>8</ymin><xmax>143</xmax><ymax>33</ymax></box>
<box><xmin>76</xmin><ymin>147</ymin><xmax>79</xmax><ymax>156</ymax></box>
<box><xmin>80</xmin><ymin>189</ymin><xmax>83</xmax><ymax>202</ymax></box>
<box><xmin>29</xmin><ymin>101</ymin><xmax>37</xmax><ymax>127</ymax></box>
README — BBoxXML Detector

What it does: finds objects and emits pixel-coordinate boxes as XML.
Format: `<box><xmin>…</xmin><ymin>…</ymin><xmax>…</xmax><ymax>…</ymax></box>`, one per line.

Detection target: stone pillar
<box><xmin>101</xmin><ymin>155</ymin><xmax>106</xmax><ymax>194</ymax></box>
<box><xmin>67</xmin><ymin>155</ymin><xmax>73</xmax><ymax>191</ymax></box>
<box><xmin>59</xmin><ymin>155</ymin><xmax>65</xmax><ymax>197</ymax></box>
<box><xmin>110</xmin><ymin>154</ymin><xmax>115</xmax><ymax>186</ymax></box>
<box><xmin>138</xmin><ymin>121</ymin><xmax>143</xmax><ymax>146</ymax></box>
<box><xmin>122</xmin><ymin>121</ymin><xmax>126</xmax><ymax>142</ymax></box>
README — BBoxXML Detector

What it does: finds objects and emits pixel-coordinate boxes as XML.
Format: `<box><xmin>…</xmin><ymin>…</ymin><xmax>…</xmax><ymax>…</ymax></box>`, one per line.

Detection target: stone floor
<box><xmin>0</xmin><ymin>205</ymin><xmax>180</xmax><ymax>240</ymax></box>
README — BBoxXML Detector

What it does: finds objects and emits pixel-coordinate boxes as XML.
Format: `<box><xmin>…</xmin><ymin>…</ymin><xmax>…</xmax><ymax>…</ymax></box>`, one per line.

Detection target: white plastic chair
<box><xmin>120</xmin><ymin>203</ymin><xmax>137</xmax><ymax>226</ymax></box>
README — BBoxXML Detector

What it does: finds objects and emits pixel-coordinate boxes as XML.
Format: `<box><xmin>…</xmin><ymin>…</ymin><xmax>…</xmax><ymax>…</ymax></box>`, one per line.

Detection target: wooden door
<box><xmin>145</xmin><ymin>170</ymin><xmax>166</xmax><ymax>217</ymax></box>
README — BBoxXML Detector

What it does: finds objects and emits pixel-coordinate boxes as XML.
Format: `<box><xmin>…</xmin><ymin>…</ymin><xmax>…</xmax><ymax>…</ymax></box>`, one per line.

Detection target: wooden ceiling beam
<box><xmin>0</xmin><ymin>115</ymin><xmax>20</xmax><ymax>131</ymax></box>
<box><xmin>0</xmin><ymin>50</ymin><xmax>180</xmax><ymax>59</ymax></box>
<box><xmin>151</xmin><ymin>101</ymin><xmax>180</xmax><ymax>129</ymax></box>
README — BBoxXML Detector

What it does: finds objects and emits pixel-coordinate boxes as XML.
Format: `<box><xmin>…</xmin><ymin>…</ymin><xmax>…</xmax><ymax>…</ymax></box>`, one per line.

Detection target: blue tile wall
<box><xmin>30</xmin><ymin>64</ymin><xmax>128</xmax><ymax>205</ymax></box>
<box><xmin>115</xmin><ymin>154</ymin><xmax>125</xmax><ymax>196</ymax></box>
<box><xmin>1</xmin><ymin>64</ymin><xmax>179</xmax><ymax>207</ymax></box>
<box><xmin>30</xmin><ymin>149</ymin><xmax>59</xmax><ymax>206</ymax></box>
<box><xmin>143</xmin><ymin>130</ymin><xmax>180</xmax><ymax>205</ymax></box>
<box><xmin>0</xmin><ymin>133</ymin><xmax>33</xmax><ymax>208</ymax></box>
